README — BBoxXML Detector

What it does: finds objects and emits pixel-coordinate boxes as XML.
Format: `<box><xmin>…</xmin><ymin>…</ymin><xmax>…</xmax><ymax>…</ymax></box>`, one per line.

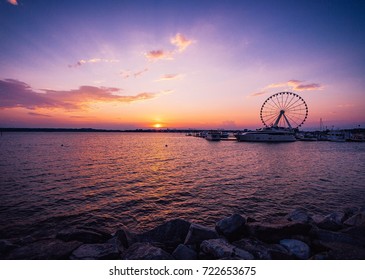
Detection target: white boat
<box><xmin>205</xmin><ymin>130</ymin><xmax>221</xmax><ymax>141</ymax></box>
<box><xmin>327</xmin><ymin>130</ymin><xmax>346</xmax><ymax>142</ymax></box>
<box><xmin>235</xmin><ymin>127</ymin><xmax>296</xmax><ymax>142</ymax></box>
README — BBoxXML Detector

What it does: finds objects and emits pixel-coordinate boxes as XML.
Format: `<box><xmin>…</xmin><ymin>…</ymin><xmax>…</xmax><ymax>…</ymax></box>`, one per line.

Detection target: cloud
<box><xmin>250</xmin><ymin>91</ymin><xmax>266</xmax><ymax>97</ymax></box>
<box><xmin>68</xmin><ymin>58</ymin><xmax>119</xmax><ymax>68</ymax></box>
<box><xmin>28</xmin><ymin>112</ymin><xmax>52</xmax><ymax>117</ymax></box>
<box><xmin>156</xmin><ymin>74</ymin><xmax>183</xmax><ymax>81</ymax></box>
<box><xmin>170</xmin><ymin>33</ymin><xmax>193</xmax><ymax>53</ymax></box>
<box><xmin>7</xmin><ymin>0</ymin><xmax>18</xmax><ymax>5</ymax></box>
<box><xmin>266</xmin><ymin>79</ymin><xmax>322</xmax><ymax>91</ymax></box>
<box><xmin>250</xmin><ymin>79</ymin><xmax>323</xmax><ymax>96</ymax></box>
<box><xmin>144</xmin><ymin>33</ymin><xmax>193</xmax><ymax>61</ymax></box>
<box><xmin>121</xmin><ymin>68</ymin><xmax>149</xmax><ymax>79</ymax></box>
<box><xmin>0</xmin><ymin>79</ymin><xmax>162</xmax><ymax>111</ymax></box>
<box><xmin>144</xmin><ymin>50</ymin><xmax>173</xmax><ymax>61</ymax></box>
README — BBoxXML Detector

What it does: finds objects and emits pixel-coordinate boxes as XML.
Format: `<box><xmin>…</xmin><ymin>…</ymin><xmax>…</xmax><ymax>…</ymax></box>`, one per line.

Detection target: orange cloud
<box><xmin>0</xmin><ymin>79</ymin><xmax>161</xmax><ymax>111</ymax></box>
<box><xmin>156</xmin><ymin>74</ymin><xmax>183</xmax><ymax>81</ymax></box>
<box><xmin>144</xmin><ymin>33</ymin><xmax>193</xmax><ymax>61</ymax></box>
<box><xmin>250</xmin><ymin>91</ymin><xmax>267</xmax><ymax>97</ymax></box>
<box><xmin>251</xmin><ymin>79</ymin><xmax>323</xmax><ymax>96</ymax></box>
<box><xmin>7</xmin><ymin>0</ymin><xmax>18</xmax><ymax>5</ymax></box>
<box><xmin>144</xmin><ymin>50</ymin><xmax>173</xmax><ymax>61</ymax></box>
<box><xmin>68</xmin><ymin>58</ymin><xmax>119</xmax><ymax>68</ymax></box>
<box><xmin>170</xmin><ymin>33</ymin><xmax>193</xmax><ymax>52</ymax></box>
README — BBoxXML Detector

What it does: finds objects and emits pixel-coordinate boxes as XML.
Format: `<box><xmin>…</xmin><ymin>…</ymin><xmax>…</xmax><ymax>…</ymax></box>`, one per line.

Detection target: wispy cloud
<box><xmin>7</xmin><ymin>0</ymin><xmax>18</xmax><ymax>5</ymax></box>
<box><xmin>120</xmin><ymin>68</ymin><xmax>149</xmax><ymax>79</ymax></box>
<box><xmin>68</xmin><ymin>58</ymin><xmax>119</xmax><ymax>68</ymax></box>
<box><xmin>144</xmin><ymin>33</ymin><xmax>194</xmax><ymax>61</ymax></box>
<box><xmin>170</xmin><ymin>33</ymin><xmax>193</xmax><ymax>53</ymax></box>
<box><xmin>156</xmin><ymin>74</ymin><xmax>183</xmax><ymax>81</ymax></box>
<box><xmin>250</xmin><ymin>79</ymin><xmax>323</xmax><ymax>96</ymax></box>
<box><xmin>250</xmin><ymin>91</ymin><xmax>266</xmax><ymax>97</ymax></box>
<box><xmin>28</xmin><ymin>112</ymin><xmax>52</xmax><ymax>117</ymax></box>
<box><xmin>0</xmin><ymin>79</ymin><xmax>163</xmax><ymax>111</ymax></box>
<box><xmin>266</xmin><ymin>80</ymin><xmax>323</xmax><ymax>91</ymax></box>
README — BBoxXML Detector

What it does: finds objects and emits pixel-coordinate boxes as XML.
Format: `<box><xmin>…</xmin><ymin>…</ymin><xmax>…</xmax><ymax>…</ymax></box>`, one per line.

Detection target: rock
<box><xmin>266</xmin><ymin>244</ymin><xmax>296</xmax><ymax>260</ymax></box>
<box><xmin>311</xmin><ymin>228</ymin><xmax>365</xmax><ymax>247</ymax></box>
<box><xmin>215</xmin><ymin>214</ymin><xmax>247</xmax><ymax>241</ymax></box>
<box><xmin>247</xmin><ymin>221</ymin><xmax>312</xmax><ymax>243</ymax></box>
<box><xmin>70</xmin><ymin>243</ymin><xmax>120</xmax><ymax>260</ymax></box>
<box><xmin>6</xmin><ymin>239</ymin><xmax>82</xmax><ymax>260</ymax></box>
<box><xmin>107</xmin><ymin>228</ymin><xmax>136</xmax><ymax>252</ymax></box>
<box><xmin>286</xmin><ymin>208</ymin><xmax>312</xmax><ymax>223</ymax></box>
<box><xmin>137</xmin><ymin>219</ymin><xmax>191</xmax><ymax>252</ymax></box>
<box><xmin>279</xmin><ymin>239</ymin><xmax>311</xmax><ymax>259</ymax></box>
<box><xmin>56</xmin><ymin>227</ymin><xmax>112</xmax><ymax>244</ymax></box>
<box><xmin>316</xmin><ymin>211</ymin><xmax>346</xmax><ymax>231</ymax></box>
<box><xmin>314</xmin><ymin>241</ymin><xmax>365</xmax><ymax>259</ymax></box>
<box><xmin>172</xmin><ymin>244</ymin><xmax>197</xmax><ymax>260</ymax></box>
<box><xmin>233</xmin><ymin>238</ymin><xmax>271</xmax><ymax>260</ymax></box>
<box><xmin>122</xmin><ymin>242</ymin><xmax>174</xmax><ymax>260</ymax></box>
<box><xmin>340</xmin><ymin>224</ymin><xmax>365</xmax><ymax>243</ymax></box>
<box><xmin>200</xmin><ymin>238</ymin><xmax>254</xmax><ymax>260</ymax></box>
<box><xmin>343</xmin><ymin>212</ymin><xmax>365</xmax><ymax>227</ymax></box>
<box><xmin>184</xmin><ymin>224</ymin><xmax>219</xmax><ymax>246</ymax></box>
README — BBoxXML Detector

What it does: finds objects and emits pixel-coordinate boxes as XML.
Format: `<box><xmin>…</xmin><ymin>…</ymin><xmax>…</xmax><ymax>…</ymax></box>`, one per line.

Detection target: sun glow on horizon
<box><xmin>153</xmin><ymin>123</ymin><xmax>162</xmax><ymax>128</ymax></box>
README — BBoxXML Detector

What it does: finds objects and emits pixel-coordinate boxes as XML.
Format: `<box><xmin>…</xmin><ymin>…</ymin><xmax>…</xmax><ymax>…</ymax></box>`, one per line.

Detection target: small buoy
<box><xmin>165</xmin><ymin>144</ymin><xmax>168</xmax><ymax>147</ymax></box>
<box><xmin>61</xmin><ymin>144</ymin><xmax>64</xmax><ymax>146</ymax></box>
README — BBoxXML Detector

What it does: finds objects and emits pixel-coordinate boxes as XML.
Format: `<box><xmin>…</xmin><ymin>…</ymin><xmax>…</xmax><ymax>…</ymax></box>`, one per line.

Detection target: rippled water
<box><xmin>1</xmin><ymin>132</ymin><xmax>365</xmax><ymax>238</ymax></box>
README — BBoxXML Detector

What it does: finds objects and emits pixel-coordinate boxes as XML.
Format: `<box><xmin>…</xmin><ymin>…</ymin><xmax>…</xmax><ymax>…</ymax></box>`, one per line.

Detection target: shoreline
<box><xmin>1</xmin><ymin>207</ymin><xmax>364</xmax><ymax>260</ymax></box>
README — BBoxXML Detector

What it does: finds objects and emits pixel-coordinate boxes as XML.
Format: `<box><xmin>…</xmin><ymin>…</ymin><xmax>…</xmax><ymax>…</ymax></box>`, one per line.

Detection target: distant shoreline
<box><xmin>1</xmin><ymin>127</ymin><xmax>364</xmax><ymax>133</ymax></box>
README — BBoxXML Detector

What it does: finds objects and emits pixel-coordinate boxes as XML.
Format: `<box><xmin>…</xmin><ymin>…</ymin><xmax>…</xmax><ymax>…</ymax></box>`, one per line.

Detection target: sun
<box><xmin>153</xmin><ymin>123</ymin><xmax>162</xmax><ymax>128</ymax></box>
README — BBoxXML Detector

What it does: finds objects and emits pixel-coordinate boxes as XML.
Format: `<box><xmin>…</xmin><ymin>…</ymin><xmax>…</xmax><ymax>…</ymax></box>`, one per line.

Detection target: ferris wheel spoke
<box><xmin>284</xmin><ymin>93</ymin><xmax>296</xmax><ymax>110</ymax></box>
<box><xmin>287</xmin><ymin>102</ymin><xmax>306</xmax><ymax>111</ymax></box>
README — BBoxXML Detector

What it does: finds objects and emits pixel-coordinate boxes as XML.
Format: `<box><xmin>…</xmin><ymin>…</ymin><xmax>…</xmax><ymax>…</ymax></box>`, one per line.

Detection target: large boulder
<box><xmin>286</xmin><ymin>208</ymin><xmax>312</xmax><ymax>223</ymax></box>
<box><xmin>184</xmin><ymin>224</ymin><xmax>219</xmax><ymax>246</ymax></box>
<box><xmin>233</xmin><ymin>238</ymin><xmax>271</xmax><ymax>260</ymax></box>
<box><xmin>215</xmin><ymin>214</ymin><xmax>247</xmax><ymax>241</ymax></box>
<box><xmin>343</xmin><ymin>212</ymin><xmax>365</xmax><ymax>227</ymax></box>
<box><xmin>70</xmin><ymin>243</ymin><xmax>120</xmax><ymax>260</ymax></box>
<box><xmin>56</xmin><ymin>227</ymin><xmax>112</xmax><ymax>244</ymax></box>
<box><xmin>172</xmin><ymin>244</ymin><xmax>197</xmax><ymax>260</ymax></box>
<box><xmin>247</xmin><ymin>221</ymin><xmax>312</xmax><ymax>243</ymax></box>
<box><xmin>316</xmin><ymin>211</ymin><xmax>346</xmax><ymax>231</ymax></box>
<box><xmin>137</xmin><ymin>219</ymin><xmax>191</xmax><ymax>252</ymax></box>
<box><xmin>122</xmin><ymin>242</ymin><xmax>174</xmax><ymax>260</ymax></box>
<box><xmin>6</xmin><ymin>239</ymin><xmax>82</xmax><ymax>260</ymax></box>
<box><xmin>311</xmin><ymin>228</ymin><xmax>365</xmax><ymax>247</ymax></box>
<box><xmin>200</xmin><ymin>238</ymin><xmax>254</xmax><ymax>260</ymax></box>
<box><xmin>279</xmin><ymin>239</ymin><xmax>311</xmax><ymax>259</ymax></box>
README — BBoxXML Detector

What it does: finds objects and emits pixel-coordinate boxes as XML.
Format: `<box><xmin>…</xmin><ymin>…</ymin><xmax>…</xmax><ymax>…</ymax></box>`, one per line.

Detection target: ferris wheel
<box><xmin>260</xmin><ymin>92</ymin><xmax>308</xmax><ymax>129</ymax></box>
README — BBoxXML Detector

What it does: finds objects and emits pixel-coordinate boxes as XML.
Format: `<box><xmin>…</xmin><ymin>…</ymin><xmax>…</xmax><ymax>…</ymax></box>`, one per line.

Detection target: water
<box><xmin>1</xmin><ymin>132</ymin><xmax>365</xmax><ymax>239</ymax></box>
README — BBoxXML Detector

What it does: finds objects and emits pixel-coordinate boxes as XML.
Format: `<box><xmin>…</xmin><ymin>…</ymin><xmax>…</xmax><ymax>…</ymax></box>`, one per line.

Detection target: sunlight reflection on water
<box><xmin>1</xmin><ymin>132</ymin><xmax>365</xmax><ymax>238</ymax></box>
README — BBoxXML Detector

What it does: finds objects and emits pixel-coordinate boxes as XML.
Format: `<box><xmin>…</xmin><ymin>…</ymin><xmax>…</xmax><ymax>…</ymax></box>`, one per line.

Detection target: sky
<box><xmin>1</xmin><ymin>0</ymin><xmax>364</xmax><ymax>130</ymax></box>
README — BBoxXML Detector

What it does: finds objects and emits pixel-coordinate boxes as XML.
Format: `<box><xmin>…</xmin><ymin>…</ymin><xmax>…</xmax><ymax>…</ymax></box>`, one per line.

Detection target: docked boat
<box><xmin>327</xmin><ymin>130</ymin><xmax>346</xmax><ymax>142</ymax></box>
<box><xmin>205</xmin><ymin>130</ymin><xmax>221</xmax><ymax>141</ymax></box>
<box><xmin>235</xmin><ymin>127</ymin><xmax>296</xmax><ymax>142</ymax></box>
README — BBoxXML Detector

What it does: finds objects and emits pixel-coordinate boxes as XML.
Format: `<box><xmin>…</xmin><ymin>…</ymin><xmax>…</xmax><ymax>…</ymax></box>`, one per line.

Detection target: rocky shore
<box><xmin>1</xmin><ymin>207</ymin><xmax>364</xmax><ymax>260</ymax></box>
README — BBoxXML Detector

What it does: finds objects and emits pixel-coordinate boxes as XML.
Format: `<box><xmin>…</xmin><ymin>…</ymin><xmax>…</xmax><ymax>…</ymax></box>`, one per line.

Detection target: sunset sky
<box><xmin>1</xmin><ymin>0</ymin><xmax>364</xmax><ymax>130</ymax></box>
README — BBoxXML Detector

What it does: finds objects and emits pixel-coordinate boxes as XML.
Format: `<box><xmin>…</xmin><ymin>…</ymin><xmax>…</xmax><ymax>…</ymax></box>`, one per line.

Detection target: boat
<box><xmin>235</xmin><ymin>127</ymin><xmax>296</xmax><ymax>142</ymax></box>
<box><xmin>205</xmin><ymin>130</ymin><xmax>221</xmax><ymax>141</ymax></box>
<box><xmin>327</xmin><ymin>130</ymin><xmax>346</xmax><ymax>142</ymax></box>
<box><xmin>296</xmin><ymin>132</ymin><xmax>318</xmax><ymax>141</ymax></box>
